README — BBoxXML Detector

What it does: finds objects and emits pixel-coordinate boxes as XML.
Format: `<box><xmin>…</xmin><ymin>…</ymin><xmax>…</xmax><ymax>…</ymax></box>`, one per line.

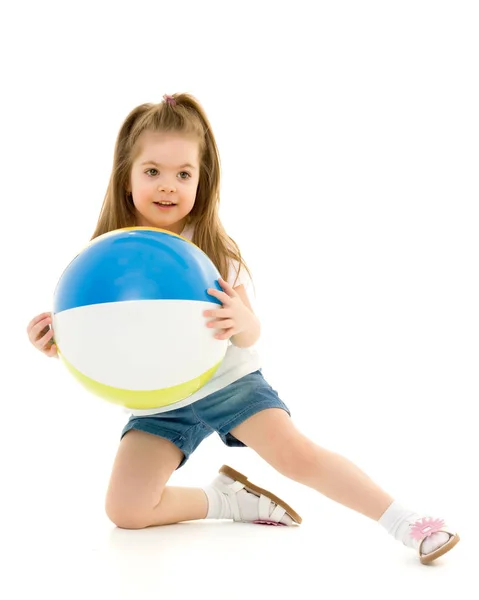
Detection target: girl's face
<box><xmin>129</xmin><ymin>130</ymin><xmax>201</xmax><ymax>234</ymax></box>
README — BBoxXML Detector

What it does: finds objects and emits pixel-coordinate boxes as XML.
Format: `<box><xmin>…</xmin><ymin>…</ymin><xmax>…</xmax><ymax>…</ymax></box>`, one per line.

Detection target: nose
<box><xmin>157</xmin><ymin>183</ymin><xmax>176</xmax><ymax>193</ymax></box>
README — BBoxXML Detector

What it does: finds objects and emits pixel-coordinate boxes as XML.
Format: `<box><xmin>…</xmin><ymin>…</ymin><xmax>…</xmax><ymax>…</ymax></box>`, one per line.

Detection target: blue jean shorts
<box><xmin>121</xmin><ymin>369</ymin><xmax>290</xmax><ymax>468</ymax></box>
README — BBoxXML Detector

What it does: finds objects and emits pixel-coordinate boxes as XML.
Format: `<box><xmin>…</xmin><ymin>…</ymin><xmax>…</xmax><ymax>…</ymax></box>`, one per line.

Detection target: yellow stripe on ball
<box><xmin>59</xmin><ymin>351</ymin><xmax>223</xmax><ymax>409</ymax></box>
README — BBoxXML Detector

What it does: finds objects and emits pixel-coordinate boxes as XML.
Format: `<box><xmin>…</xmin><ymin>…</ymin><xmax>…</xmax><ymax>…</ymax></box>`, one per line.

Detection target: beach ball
<box><xmin>52</xmin><ymin>227</ymin><xmax>227</xmax><ymax>409</ymax></box>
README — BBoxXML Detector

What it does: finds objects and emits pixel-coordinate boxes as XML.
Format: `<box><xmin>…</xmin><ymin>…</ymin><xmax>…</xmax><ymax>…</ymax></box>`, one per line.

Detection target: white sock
<box><xmin>203</xmin><ymin>476</ymin><xmax>233</xmax><ymax>519</ymax></box>
<box><xmin>203</xmin><ymin>474</ymin><xmax>293</xmax><ymax>525</ymax></box>
<box><xmin>378</xmin><ymin>500</ymin><xmax>450</xmax><ymax>554</ymax></box>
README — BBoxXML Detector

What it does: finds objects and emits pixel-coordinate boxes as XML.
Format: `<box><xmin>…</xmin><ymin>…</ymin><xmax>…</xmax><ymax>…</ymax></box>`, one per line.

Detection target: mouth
<box><xmin>154</xmin><ymin>201</ymin><xmax>176</xmax><ymax>209</ymax></box>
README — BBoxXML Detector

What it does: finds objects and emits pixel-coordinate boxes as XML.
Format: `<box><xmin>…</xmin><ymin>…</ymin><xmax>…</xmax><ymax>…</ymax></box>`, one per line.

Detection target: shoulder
<box><xmin>183</xmin><ymin>222</ymin><xmax>251</xmax><ymax>289</ymax></box>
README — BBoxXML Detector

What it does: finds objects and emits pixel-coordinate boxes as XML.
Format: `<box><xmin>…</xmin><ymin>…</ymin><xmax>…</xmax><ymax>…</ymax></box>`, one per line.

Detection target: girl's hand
<box><xmin>204</xmin><ymin>278</ymin><xmax>254</xmax><ymax>341</ymax></box>
<box><xmin>27</xmin><ymin>312</ymin><xmax>58</xmax><ymax>357</ymax></box>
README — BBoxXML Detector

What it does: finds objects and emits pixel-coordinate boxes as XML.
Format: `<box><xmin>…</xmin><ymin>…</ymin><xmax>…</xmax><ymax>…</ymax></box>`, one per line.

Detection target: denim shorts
<box><xmin>121</xmin><ymin>369</ymin><xmax>290</xmax><ymax>468</ymax></box>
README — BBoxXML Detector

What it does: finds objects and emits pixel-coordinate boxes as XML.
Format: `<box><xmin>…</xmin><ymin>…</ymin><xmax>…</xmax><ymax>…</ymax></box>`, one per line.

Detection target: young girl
<box><xmin>27</xmin><ymin>93</ymin><xmax>459</xmax><ymax>565</ymax></box>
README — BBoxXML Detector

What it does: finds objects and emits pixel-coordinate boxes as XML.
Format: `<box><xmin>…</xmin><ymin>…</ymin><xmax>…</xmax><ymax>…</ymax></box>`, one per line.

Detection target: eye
<box><xmin>178</xmin><ymin>171</ymin><xmax>191</xmax><ymax>180</ymax></box>
<box><xmin>145</xmin><ymin>168</ymin><xmax>158</xmax><ymax>176</ymax></box>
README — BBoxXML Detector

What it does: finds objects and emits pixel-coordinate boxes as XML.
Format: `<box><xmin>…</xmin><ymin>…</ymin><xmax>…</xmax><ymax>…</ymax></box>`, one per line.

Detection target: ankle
<box><xmin>204</xmin><ymin>481</ymin><xmax>233</xmax><ymax>519</ymax></box>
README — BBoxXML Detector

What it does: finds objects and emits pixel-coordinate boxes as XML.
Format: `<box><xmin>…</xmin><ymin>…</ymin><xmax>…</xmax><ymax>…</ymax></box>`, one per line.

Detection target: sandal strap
<box><xmin>226</xmin><ymin>480</ymin><xmax>245</xmax><ymax>494</ymax></box>
<box><xmin>213</xmin><ymin>479</ymin><xmax>245</xmax><ymax>521</ymax></box>
<box><xmin>258</xmin><ymin>494</ymin><xmax>286</xmax><ymax>522</ymax></box>
<box><xmin>214</xmin><ymin>477</ymin><xmax>287</xmax><ymax>523</ymax></box>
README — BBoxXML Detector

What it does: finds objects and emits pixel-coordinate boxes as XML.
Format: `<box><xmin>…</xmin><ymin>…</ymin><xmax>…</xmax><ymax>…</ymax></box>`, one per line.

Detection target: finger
<box><xmin>36</xmin><ymin>327</ymin><xmax>55</xmax><ymax>350</ymax></box>
<box><xmin>31</xmin><ymin>317</ymin><xmax>52</xmax><ymax>341</ymax></box>
<box><xmin>208</xmin><ymin>319</ymin><xmax>235</xmax><ymax>330</ymax></box>
<box><xmin>30</xmin><ymin>316</ymin><xmax>52</xmax><ymax>342</ymax></box>
<box><xmin>44</xmin><ymin>343</ymin><xmax>58</xmax><ymax>358</ymax></box>
<box><xmin>207</xmin><ymin>288</ymin><xmax>231</xmax><ymax>305</ymax></box>
<box><xmin>27</xmin><ymin>312</ymin><xmax>52</xmax><ymax>333</ymax></box>
<box><xmin>203</xmin><ymin>308</ymin><xmax>232</xmax><ymax>319</ymax></box>
<box><xmin>214</xmin><ymin>327</ymin><xmax>235</xmax><ymax>340</ymax></box>
<box><xmin>218</xmin><ymin>278</ymin><xmax>238</xmax><ymax>297</ymax></box>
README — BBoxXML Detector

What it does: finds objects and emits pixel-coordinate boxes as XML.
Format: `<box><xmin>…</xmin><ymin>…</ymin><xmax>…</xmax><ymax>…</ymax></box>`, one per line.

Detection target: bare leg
<box><xmin>106</xmin><ymin>430</ymin><xmax>207</xmax><ymax>528</ymax></box>
<box><xmin>228</xmin><ymin>409</ymin><xmax>459</xmax><ymax>563</ymax></box>
<box><xmin>230</xmin><ymin>409</ymin><xmax>394</xmax><ymax>520</ymax></box>
<box><xmin>146</xmin><ymin>487</ymin><xmax>208</xmax><ymax>526</ymax></box>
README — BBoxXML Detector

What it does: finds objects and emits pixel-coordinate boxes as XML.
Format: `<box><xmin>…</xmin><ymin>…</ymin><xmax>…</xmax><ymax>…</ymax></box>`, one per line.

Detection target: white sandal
<box><xmin>218</xmin><ymin>465</ymin><xmax>302</xmax><ymax>525</ymax></box>
<box><xmin>409</xmin><ymin>517</ymin><xmax>460</xmax><ymax>564</ymax></box>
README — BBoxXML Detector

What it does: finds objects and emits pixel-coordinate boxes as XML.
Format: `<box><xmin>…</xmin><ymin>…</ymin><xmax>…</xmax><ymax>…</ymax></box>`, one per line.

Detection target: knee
<box><xmin>271</xmin><ymin>436</ymin><xmax>318</xmax><ymax>482</ymax></box>
<box><xmin>106</xmin><ymin>510</ymin><xmax>148</xmax><ymax>530</ymax></box>
<box><xmin>105</xmin><ymin>494</ymin><xmax>153</xmax><ymax>530</ymax></box>
<box><xmin>105</xmin><ymin>504</ymin><xmax>148</xmax><ymax>530</ymax></box>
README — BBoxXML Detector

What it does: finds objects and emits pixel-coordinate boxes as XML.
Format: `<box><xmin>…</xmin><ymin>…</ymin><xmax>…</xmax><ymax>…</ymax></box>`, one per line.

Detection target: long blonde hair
<box><xmin>91</xmin><ymin>93</ymin><xmax>251</xmax><ymax>286</ymax></box>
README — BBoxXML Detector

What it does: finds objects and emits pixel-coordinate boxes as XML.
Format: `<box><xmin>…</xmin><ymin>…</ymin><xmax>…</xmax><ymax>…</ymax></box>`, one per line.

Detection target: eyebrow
<box><xmin>140</xmin><ymin>161</ymin><xmax>197</xmax><ymax>170</ymax></box>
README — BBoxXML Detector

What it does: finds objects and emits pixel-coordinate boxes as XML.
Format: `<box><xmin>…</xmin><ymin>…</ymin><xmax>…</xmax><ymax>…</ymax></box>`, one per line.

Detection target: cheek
<box><xmin>188</xmin><ymin>183</ymin><xmax>200</xmax><ymax>202</ymax></box>
<box><xmin>180</xmin><ymin>189</ymin><xmax>196</xmax><ymax>205</ymax></box>
<box><xmin>132</xmin><ymin>181</ymin><xmax>154</xmax><ymax>201</ymax></box>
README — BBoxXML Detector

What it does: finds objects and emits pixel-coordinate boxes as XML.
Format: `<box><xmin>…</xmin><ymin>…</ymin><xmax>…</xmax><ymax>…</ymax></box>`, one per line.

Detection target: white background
<box><xmin>2</xmin><ymin>1</ymin><xmax>477</xmax><ymax>598</ymax></box>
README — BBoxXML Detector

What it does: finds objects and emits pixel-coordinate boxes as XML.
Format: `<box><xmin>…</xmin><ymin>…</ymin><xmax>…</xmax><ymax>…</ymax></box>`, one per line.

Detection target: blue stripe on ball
<box><xmin>53</xmin><ymin>228</ymin><xmax>222</xmax><ymax>313</ymax></box>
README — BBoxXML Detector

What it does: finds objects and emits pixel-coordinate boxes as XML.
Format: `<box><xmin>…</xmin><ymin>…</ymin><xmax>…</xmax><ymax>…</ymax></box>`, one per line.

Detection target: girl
<box><xmin>27</xmin><ymin>93</ymin><xmax>459</xmax><ymax>565</ymax></box>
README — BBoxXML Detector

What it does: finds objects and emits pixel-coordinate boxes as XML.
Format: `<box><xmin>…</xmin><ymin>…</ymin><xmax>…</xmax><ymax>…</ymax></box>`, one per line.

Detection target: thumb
<box><xmin>46</xmin><ymin>344</ymin><xmax>58</xmax><ymax>358</ymax></box>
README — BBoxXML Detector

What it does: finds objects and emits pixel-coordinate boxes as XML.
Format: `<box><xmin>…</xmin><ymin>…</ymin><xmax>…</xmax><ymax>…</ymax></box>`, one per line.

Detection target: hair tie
<box><xmin>163</xmin><ymin>94</ymin><xmax>177</xmax><ymax>106</ymax></box>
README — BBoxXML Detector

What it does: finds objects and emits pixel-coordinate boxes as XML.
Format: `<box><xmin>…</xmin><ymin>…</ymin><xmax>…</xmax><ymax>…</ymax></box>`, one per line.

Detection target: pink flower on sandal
<box><xmin>409</xmin><ymin>517</ymin><xmax>445</xmax><ymax>541</ymax></box>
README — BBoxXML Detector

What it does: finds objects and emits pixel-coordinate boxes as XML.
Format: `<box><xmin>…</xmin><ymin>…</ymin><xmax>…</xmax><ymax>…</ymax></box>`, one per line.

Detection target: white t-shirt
<box><xmin>128</xmin><ymin>224</ymin><xmax>262</xmax><ymax>416</ymax></box>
